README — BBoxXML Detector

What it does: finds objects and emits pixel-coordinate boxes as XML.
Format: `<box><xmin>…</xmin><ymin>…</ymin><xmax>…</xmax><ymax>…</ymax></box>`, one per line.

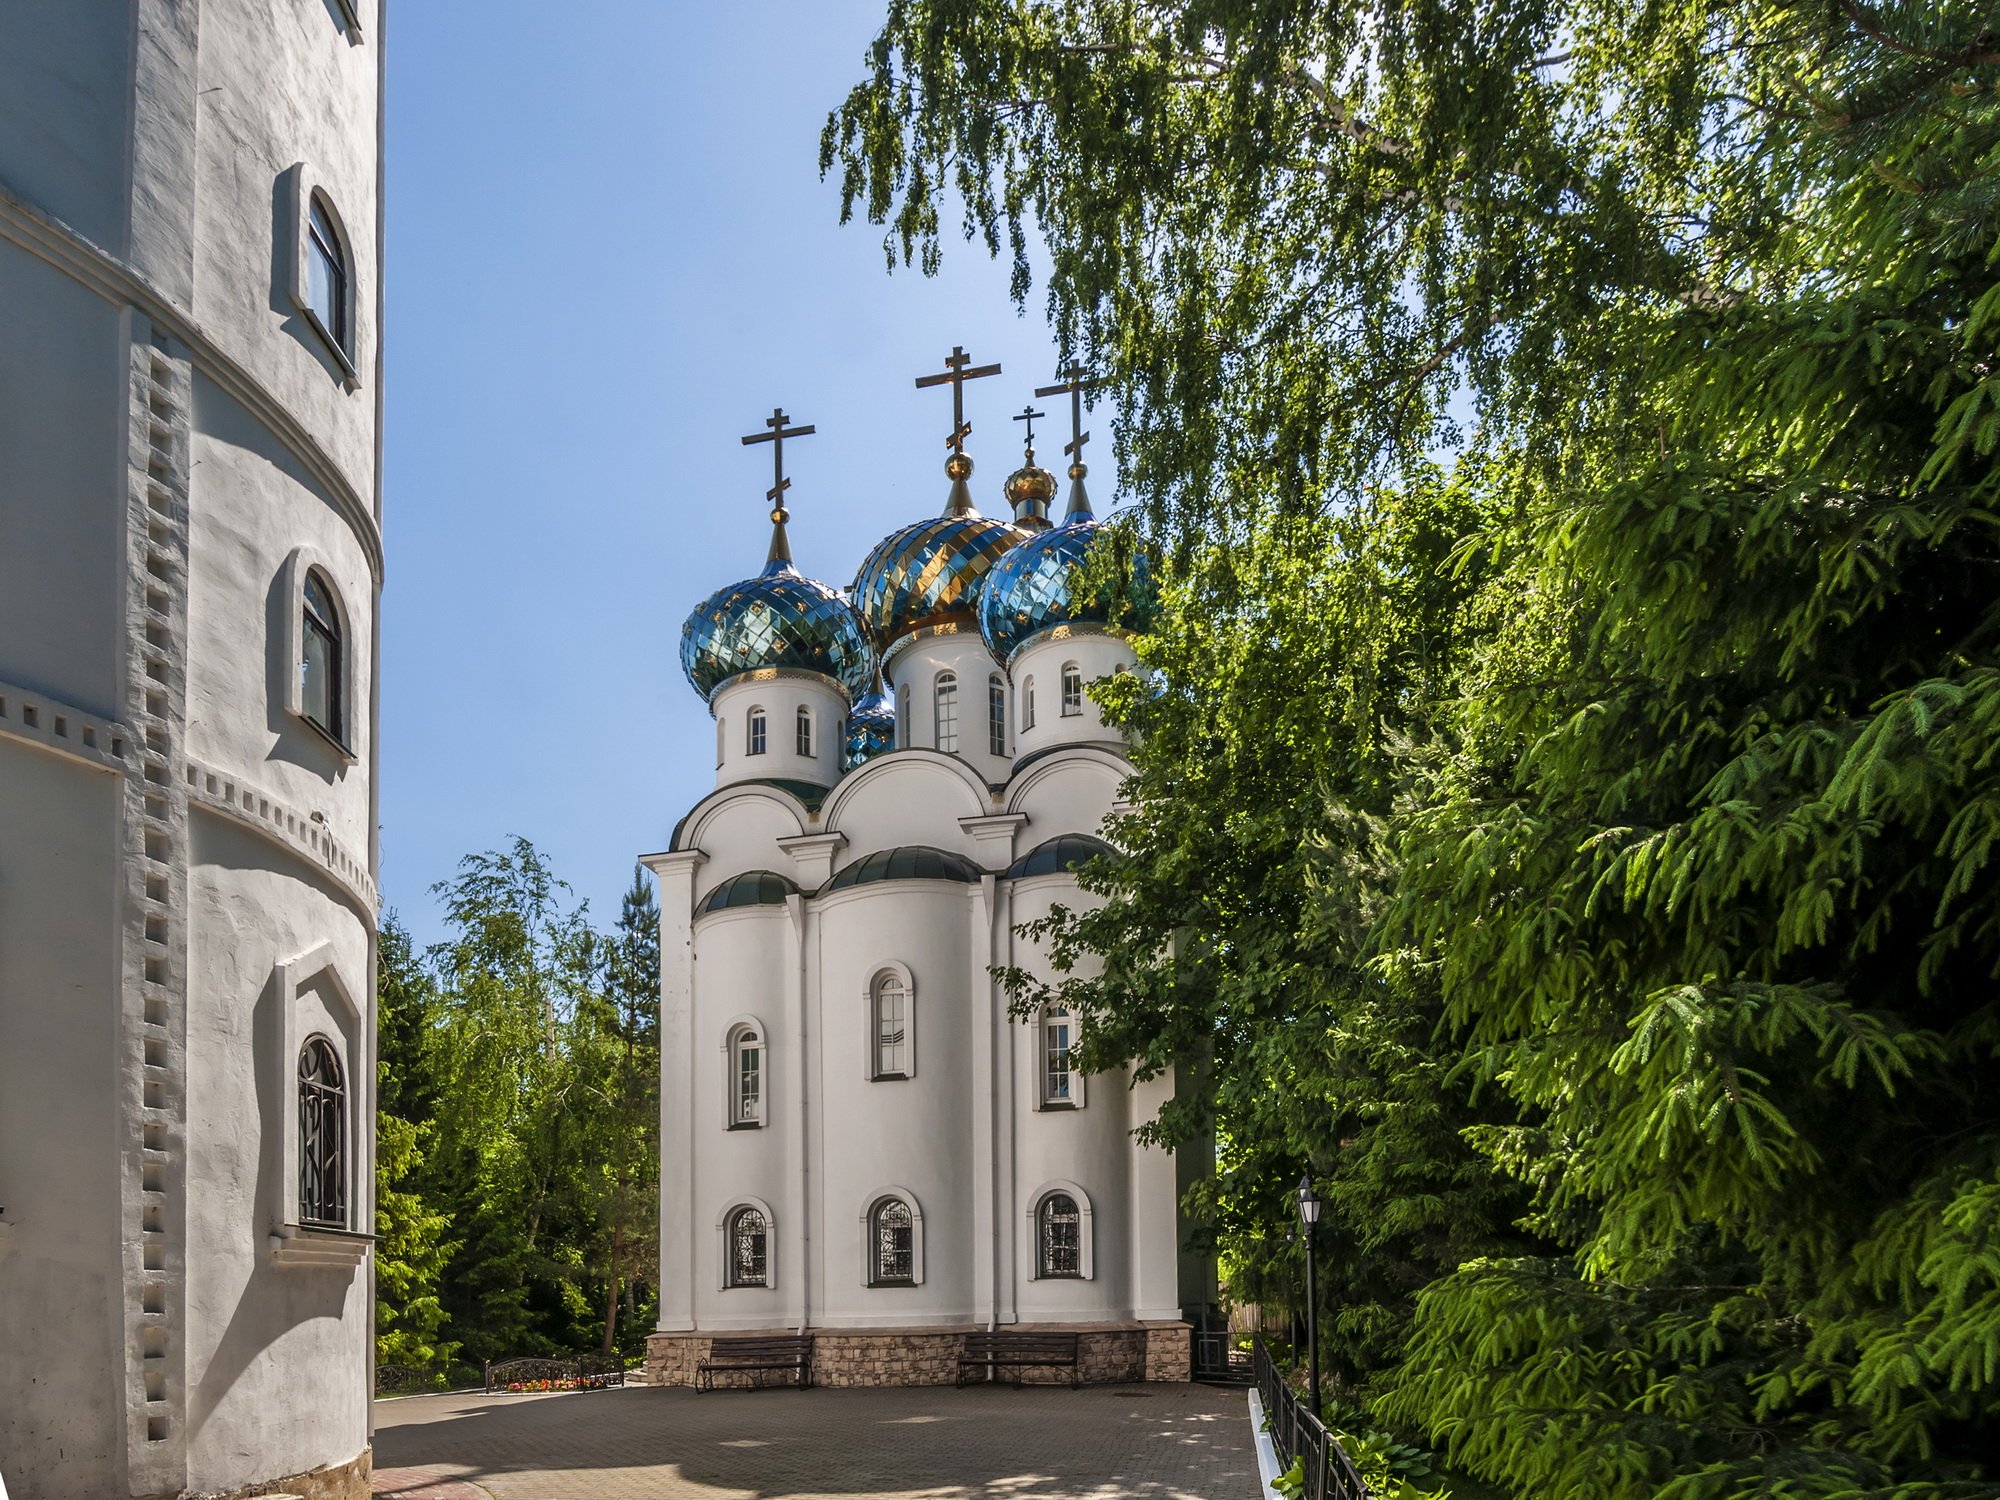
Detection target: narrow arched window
<box><xmin>871</xmin><ymin>1198</ymin><xmax>915</xmax><ymax>1285</ymax></box>
<box><xmin>746</xmin><ymin>707</ymin><xmax>767</xmax><ymax>756</ymax></box>
<box><xmin>1043</xmin><ymin>1008</ymin><xmax>1077</xmax><ymax>1107</ymax></box>
<box><xmin>934</xmin><ymin>672</ymin><xmax>958</xmax><ymax>753</ymax></box>
<box><xmin>301</xmin><ymin>569</ymin><xmax>343</xmax><ymax>745</ymax></box>
<box><xmin>1060</xmin><ymin>663</ymin><xmax>1083</xmax><ymax>717</ymax></box>
<box><xmin>897</xmin><ymin>684</ymin><xmax>910</xmax><ymax>747</ymax></box>
<box><xmin>730</xmin><ymin>1027</ymin><xmax>764</xmax><ymax>1128</ymax></box>
<box><xmin>872</xmin><ymin>972</ymin><xmax>910</xmax><ymax>1079</ymax></box>
<box><xmin>1022</xmin><ymin>677</ymin><xmax>1036</xmax><ymax>731</ymax></box>
<box><xmin>726</xmin><ymin>1205</ymin><xmax>768</xmax><ymax>1288</ymax></box>
<box><xmin>298</xmin><ymin>1037</ymin><xmax>346</xmax><ymax>1227</ymax></box>
<box><xmin>796</xmin><ymin>705</ymin><xmax>814</xmax><ymax>758</ymax></box>
<box><xmin>305</xmin><ymin>195</ymin><xmax>351</xmax><ymax>358</ymax></box>
<box><xmin>1038</xmin><ymin>1193</ymin><xmax>1083</xmax><ymax>1278</ymax></box>
<box><xmin>716</xmin><ymin>717</ymin><xmax>725</xmax><ymax>768</ymax></box>
<box><xmin>989</xmin><ymin>676</ymin><xmax>1007</xmax><ymax>757</ymax></box>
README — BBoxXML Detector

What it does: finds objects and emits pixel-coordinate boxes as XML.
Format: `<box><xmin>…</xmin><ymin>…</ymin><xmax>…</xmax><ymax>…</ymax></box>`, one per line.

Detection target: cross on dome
<box><xmin>915</xmin><ymin>345</ymin><xmax>1001</xmax><ymax>516</ymax></box>
<box><xmin>1034</xmin><ymin>364</ymin><xmax>1100</xmax><ymax>521</ymax></box>
<box><xmin>740</xmin><ymin>406</ymin><xmax>817</xmax><ymax>569</ymax></box>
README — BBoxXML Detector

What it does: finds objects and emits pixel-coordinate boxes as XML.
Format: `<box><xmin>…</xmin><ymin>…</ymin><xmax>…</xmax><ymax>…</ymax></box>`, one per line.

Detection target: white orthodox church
<box><xmin>643</xmin><ymin>371</ymin><xmax>1209</xmax><ymax>1387</ymax></box>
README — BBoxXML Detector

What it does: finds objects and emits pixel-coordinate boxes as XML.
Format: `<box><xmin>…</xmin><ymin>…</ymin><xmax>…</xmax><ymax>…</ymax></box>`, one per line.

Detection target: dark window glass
<box><xmin>934</xmin><ymin>674</ymin><xmax>958</xmax><ymax>753</ymax></box>
<box><xmin>796</xmin><ymin>706</ymin><xmax>814</xmax><ymax>758</ymax></box>
<box><xmin>747</xmin><ymin>710</ymin><xmax>767</xmax><ymax>756</ymax></box>
<box><xmin>1045</xmin><ymin>1011</ymin><xmax>1075</xmax><ymax>1104</ymax></box>
<box><xmin>1061</xmin><ymin>664</ymin><xmax>1083</xmax><ymax>716</ymax></box>
<box><xmin>729</xmin><ymin>1207</ymin><xmax>768</xmax><ymax>1287</ymax></box>
<box><xmin>872</xmin><ymin>1199</ymin><xmax>914</xmax><ymax>1284</ymax></box>
<box><xmin>301</xmin><ymin>571</ymin><xmax>343</xmax><ymax>744</ymax></box>
<box><xmin>988</xmin><ymin>677</ymin><xmax>1007</xmax><ymax>757</ymax></box>
<box><xmin>298</xmin><ymin>1037</ymin><xmax>346</xmax><ymax>1227</ymax></box>
<box><xmin>1040</xmin><ymin>1194</ymin><xmax>1082</xmax><ymax>1277</ymax></box>
<box><xmin>306</xmin><ymin>200</ymin><xmax>349</xmax><ymax>355</ymax></box>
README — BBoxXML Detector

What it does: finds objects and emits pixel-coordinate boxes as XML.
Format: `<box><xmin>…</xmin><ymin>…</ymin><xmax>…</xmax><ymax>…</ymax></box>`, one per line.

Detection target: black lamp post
<box><xmin>1297</xmin><ymin>1171</ymin><xmax>1323</xmax><ymax>1418</ymax></box>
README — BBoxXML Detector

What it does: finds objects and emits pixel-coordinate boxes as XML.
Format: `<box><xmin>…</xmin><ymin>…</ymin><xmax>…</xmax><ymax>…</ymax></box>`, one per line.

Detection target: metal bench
<box><xmin>957</xmin><ymin>1330</ymin><xmax>1081</xmax><ymax>1387</ymax></box>
<box><xmin>696</xmin><ymin>1333</ymin><xmax>813</xmax><ymax>1392</ymax></box>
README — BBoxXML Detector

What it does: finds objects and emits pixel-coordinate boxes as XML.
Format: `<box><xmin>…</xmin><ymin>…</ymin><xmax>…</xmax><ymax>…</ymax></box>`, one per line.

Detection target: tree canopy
<box><xmin>829</xmin><ymin>2</ymin><xmax>2000</xmax><ymax>1494</ymax></box>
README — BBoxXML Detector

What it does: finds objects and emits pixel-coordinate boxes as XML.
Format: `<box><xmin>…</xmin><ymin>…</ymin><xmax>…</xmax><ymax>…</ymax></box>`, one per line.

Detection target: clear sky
<box><xmin>383</xmin><ymin>2</ymin><xmax>1081</xmax><ymax>944</ymax></box>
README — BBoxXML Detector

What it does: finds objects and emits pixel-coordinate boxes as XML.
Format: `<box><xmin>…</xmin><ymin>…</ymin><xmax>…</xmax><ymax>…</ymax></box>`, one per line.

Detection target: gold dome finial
<box><xmin>1005</xmin><ymin>403</ymin><xmax>1056</xmax><ymax>530</ymax></box>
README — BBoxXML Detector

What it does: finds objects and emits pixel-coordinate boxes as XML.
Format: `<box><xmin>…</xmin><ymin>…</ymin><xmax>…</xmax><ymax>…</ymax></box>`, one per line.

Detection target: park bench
<box><xmin>957</xmin><ymin>1329</ymin><xmax>1081</xmax><ymax>1387</ymax></box>
<box><xmin>696</xmin><ymin>1333</ymin><xmax>814</xmax><ymax>1392</ymax></box>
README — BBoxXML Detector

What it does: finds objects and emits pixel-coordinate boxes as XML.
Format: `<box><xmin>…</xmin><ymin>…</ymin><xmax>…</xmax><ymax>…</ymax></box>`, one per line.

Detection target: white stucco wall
<box><xmin>0</xmin><ymin>2</ymin><xmax>383</xmax><ymax>1494</ymax></box>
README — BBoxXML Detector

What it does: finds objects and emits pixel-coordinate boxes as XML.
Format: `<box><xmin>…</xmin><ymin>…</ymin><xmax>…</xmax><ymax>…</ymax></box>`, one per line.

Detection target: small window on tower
<box><xmin>988</xmin><ymin>676</ymin><xmax>1007</xmax><ymax>757</ymax></box>
<box><xmin>796</xmin><ymin>705</ymin><xmax>814</xmax><ymax>758</ymax></box>
<box><xmin>729</xmin><ymin>1025</ymin><xmax>765</xmax><ymax>1129</ymax></box>
<box><xmin>872</xmin><ymin>971</ymin><xmax>910</xmax><ymax>1079</ymax></box>
<box><xmin>305</xmin><ymin>197</ymin><xmax>351</xmax><ymax>360</ymax></box>
<box><xmin>934</xmin><ymin>672</ymin><xmax>958</xmax><ymax>754</ymax></box>
<box><xmin>1060</xmin><ymin>663</ymin><xmax>1083</xmax><ymax>717</ymax></box>
<box><xmin>1042</xmin><ymin>1007</ymin><xmax>1080</xmax><ymax>1108</ymax></box>
<box><xmin>747</xmin><ymin>708</ymin><xmax>767</xmax><ymax>756</ymax></box>
<box><xmin>1021</xmin><ymin>677</ymin><xmax>1036</xmax><ymax>731</ymax></box>
<box><xmin>301</xmin><ymin>569</ymin><xmax>344</xmax><ymax>746</ymax></box>
<box><xmin>897</xmin><ymin>685</ymin><xmax>910</xmax><ymax>748</ymax></box>
<box><xmin>726</xmin><ymin>1205</ymin><xmax>769</xmax><ymax>1288</ymax></box>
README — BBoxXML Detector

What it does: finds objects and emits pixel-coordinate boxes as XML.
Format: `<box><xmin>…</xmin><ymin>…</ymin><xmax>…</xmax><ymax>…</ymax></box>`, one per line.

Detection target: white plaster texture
<box><xmin>0</xmin><ymin>3</ymin><xmax>383</xmax><ymax>1496</ymax></box>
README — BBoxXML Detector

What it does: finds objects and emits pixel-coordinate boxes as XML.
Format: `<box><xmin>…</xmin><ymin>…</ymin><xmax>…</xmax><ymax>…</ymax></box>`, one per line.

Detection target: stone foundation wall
<box><xmin>193</xmin><ymin>1446</ymin><xmax>371</xmax><ymax>1500</ymax></box>
<box><xmin>647</xmin><ymin>1323</ymin><xmax>1192</xmax><ymax>1390</ymax></box>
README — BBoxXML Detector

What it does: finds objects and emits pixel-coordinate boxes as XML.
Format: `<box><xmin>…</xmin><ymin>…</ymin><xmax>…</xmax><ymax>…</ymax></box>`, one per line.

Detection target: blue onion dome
<box><xmin>977</xmin><ymin>498</ymin><xmax>1154</xmax><ymax>664</ymax></box>
<box><xmin>680</xmin><ymin>556</ymin><xmax>875</xmax><ymax>703</ymax></box>
<box><xmin>850</xmin><ymin>453</ymin><xmax>1026</xmax><ymax>661</ymax></box>
<box><xmin>844</xmin><ymin>682</ymin><xmax>896</xmax><ymax>771</ymax></box>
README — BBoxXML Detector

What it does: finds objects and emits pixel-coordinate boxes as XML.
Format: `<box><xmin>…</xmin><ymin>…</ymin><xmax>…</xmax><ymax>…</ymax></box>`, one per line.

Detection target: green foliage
<box><xmin>374</xmin><ymin>843</ymin><xmax>660</xmax><ymax>1371</ymax></box>
<box><xmin>830</xmin><ymin>0</ymin><xmax>2000</xmax><ymax>1494</ymax></box>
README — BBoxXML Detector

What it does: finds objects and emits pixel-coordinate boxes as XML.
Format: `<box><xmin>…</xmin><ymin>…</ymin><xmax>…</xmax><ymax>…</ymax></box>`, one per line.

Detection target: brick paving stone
<box><xmin>373</xmin><ymin>1382</ymin><xmax>1262</xmax><ymax>1500</ymax></box>
<box><xmin>373</xmin><ymin>1465</ymin><xmax>494</xmax><ymax>1500</ymax></box>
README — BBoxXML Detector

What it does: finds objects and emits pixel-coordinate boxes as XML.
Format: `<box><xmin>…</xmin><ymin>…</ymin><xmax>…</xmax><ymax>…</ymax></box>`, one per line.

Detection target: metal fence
<box><xmin>1253</xmin><ymin>1338</ymin><xmax>1370</xmax><ymax>1500</ymax></box>
<box><xmin>484</xmin><ymin>1354</ymin><xmax>628</xmax><ymax>1394</ymax></box>
<box><xmin>1193</xmin><ymin>1330</ymin><xmax>1255</xmax><ymax>1384</ymax></box>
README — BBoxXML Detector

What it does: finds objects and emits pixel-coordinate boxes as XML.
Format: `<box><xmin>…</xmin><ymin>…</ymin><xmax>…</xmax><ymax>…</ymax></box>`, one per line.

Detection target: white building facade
<box><xmin>0</xmin><ymin>4</ymin><xmax>382</xmax><ymax>1496</ymax></box>
<box><xmin>646</xmin><ymin>427</ymin><xmax>1208</xmax><ymax>1386</ymax></box>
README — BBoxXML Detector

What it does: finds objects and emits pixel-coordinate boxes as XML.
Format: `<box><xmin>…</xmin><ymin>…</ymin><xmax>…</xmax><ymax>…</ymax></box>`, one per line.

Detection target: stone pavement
<box><xmin>372</xmin><ymin>1382</ymin><xmax>1261</xmax><ymax>1500</ymax></box>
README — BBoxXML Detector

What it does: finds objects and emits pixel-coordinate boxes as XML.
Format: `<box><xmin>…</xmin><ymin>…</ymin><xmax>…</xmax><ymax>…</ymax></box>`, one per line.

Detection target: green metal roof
<box><xmin>697</xmin><ymin>869</ymin><xmax>799</xmax><ymax>915</ymax></box>
<box><xmin>1004</xmin><ymin>834</ymin><xmax>1118</xmax><ymax>879</ymax></box>
<box><xmin>821</xmin><ymin>845</ymin><xmax>983</xmax><ymax>894</ymax></box>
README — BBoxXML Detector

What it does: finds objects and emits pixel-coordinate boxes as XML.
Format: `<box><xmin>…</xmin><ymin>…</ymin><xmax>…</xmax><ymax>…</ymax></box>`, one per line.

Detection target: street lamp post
<box><xmin>1297</xmin><ymin>1172</ymin><xmax>1323</xmax><ymax>1418</ymax></box>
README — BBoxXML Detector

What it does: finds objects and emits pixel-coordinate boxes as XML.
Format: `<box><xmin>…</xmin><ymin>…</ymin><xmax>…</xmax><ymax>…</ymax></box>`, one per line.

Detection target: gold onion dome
<box><xmin>850</xmin><ymin>452</ymin><xmax>1026</xmax><ymax>660</ymax></box>
<box><xmin>1004</xmin><ymin>454</ymin><xmax>1057</xmax><ymax>530</ymax></box>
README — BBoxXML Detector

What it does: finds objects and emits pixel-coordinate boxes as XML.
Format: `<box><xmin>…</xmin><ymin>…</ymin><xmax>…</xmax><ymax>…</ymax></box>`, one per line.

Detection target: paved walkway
<box><xmin>373</xmin><ymin>1382</ymin><xmax>1261</xmax><ymax>1500</ymax></box>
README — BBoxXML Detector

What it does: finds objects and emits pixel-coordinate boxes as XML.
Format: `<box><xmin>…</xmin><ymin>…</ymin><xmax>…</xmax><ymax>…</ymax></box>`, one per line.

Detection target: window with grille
<box><xmin>727</xmin><ymin>1206</ymin><xmax>768</xmax><ymax>1287</ymax></box>
<box><xmin>989</xmin><ymin>676</ymin><xmax>1007</xmax><ymax>756</ymax></box>
<box><xmin>1039</xmin><ymin>1193</ymin><xmax>1082</xmax><ymax>1277</ymax></box>
<box><xmin>1044</xmin><ymin>1010</ymin><xmax>1076</xmax><ymax>1106</ymax></box>
<box><xmin>796</xmin><ymin>705</ymin><xmax>814</xmax><ymax>758</ymax></box>
<box><xmin>873</xmin><ymin>973</ymin><xmax>909</xmax><ymax>1079</ymax></box>
<box><xmin>934</xmin><ymin>673</ymin><xmax>958</xmax><ymax>753</ymax></box>
<box><xmin>871</xmin><ymin>1198</ymin><xmax>914</xmax><ymax>1284</ymax></box>
<box><xmin>747</xmin><ymin>708</ymin><xmax>767</xmax><ymax>756</ymax></box>
<box><xmin>1060</xmin><ymin>663</ymin><xmax>1083</xmax><ymax>717</ymax></box>
<box><xmin>298</xmin><ymin>1037</ymin><xmax>347</xmax><ymax>1227</ymax></box>
<box><xmin>733</xmin><ymin>1029</ymin><xmax>763</xmax><ymax>1127</ymax></box>
<box><xmin>301</xmin><ymin>570</ymin><xmax>343</xmax><ymax>745</ymax></box>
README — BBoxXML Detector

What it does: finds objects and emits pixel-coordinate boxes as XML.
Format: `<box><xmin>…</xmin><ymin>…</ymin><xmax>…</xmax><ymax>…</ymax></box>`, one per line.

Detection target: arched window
<box><xmin>305</xmin><ymin>195</ymin><xmax>352</xmax><ymax>358</ymax></box>
<box><xmin>301</xmin><ymin>569</ymin><xmax>344</xmax><ymax>745</ymax></box>
<box><xmin>1042</xmin><ymin>1008</ymin><xmax>1079</xmax><ymax>1108</ymax></box>
<box><xmin>872</xmin><ymin>971</ymin><xmax>910</xmax><ymax>1079</ymax></box>
<box><xmin>298</xmin><ymin>1037</ymin><xmax>347</xmax><ymax>1227</ymax></box>
<box><xmin>716</xmin><ymin>718</ymin><xmax>725</xmax><ymax>767</ymax></box>
<box><xmin>934</xmin><ymin>672</ymin><xmax>958</xmax><ymax>753</ymax></box>
<box><xmin>870</xmin><ymin>1198</ymin><xmax>915</xmax><ymax>1285</ymax></box>
<box><xmin>1060</xmin><ymin>663</ymin><xmax>1083</xmax><ymax>717</ymax></box>
<box><xmin>897</xmin><ymin>684</ymin><xmax>910</xmax><ymax>747</ymax></box>
<box><xmin>1037</xmin><ymin>1193</ymin><xmax>1083</xmax><ymax>1278</ymax></box>
<box><xmin>988</xmin><ymin>676</ymin><xmax>1007</xmax><ymax>757</ymax></box>
<box><xmin>1021</xmin><ymin>677</ymin><xmax>1036</xmax><ymax>731</ymax></box>
<box><xmin>729</xmin><ymin>1024</ymin><xmax>764</xmax><ymax>1128</ymax></box>
<box><xmin>746</xmin><ymin>707</ymin><xmax>768</xmax><ymax>756</ymax></box>
<box><xmin>796</xmin><ymin>705</ymin><xmax>815</xmax><ymax>758</ymax></box>
<box><xmin>725</xmin><ymin>1205</ymin><xmax>769</xmax><ymax>1288</ymax></box>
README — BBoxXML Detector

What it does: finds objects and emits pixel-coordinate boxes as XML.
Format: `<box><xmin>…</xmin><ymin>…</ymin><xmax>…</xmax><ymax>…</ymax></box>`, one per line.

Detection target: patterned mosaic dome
<box><xmin>978</xmin><ymin>512</ymin><xmax>1149</xmax><ymax>663</ymax></box>
<box><xmin>844</xmin><ymin>686</ymin><xmax>896</xmax><ymax>771</ymax></box>
<box><xmin>680</xmin><ymin>559</ymin><xmax>874</xmax><ymax>703</ymax></box>
<box><xmin>850</xmin><ymin>513</ymin><xmax>1025</xmax><ymax>658</ymax></box>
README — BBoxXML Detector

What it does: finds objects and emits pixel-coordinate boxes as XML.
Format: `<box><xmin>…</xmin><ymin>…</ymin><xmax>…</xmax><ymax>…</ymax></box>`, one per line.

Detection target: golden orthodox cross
<box><xmin>1012</xmin><ymin>404</ymin><xmax>1046</xmax><ymax>455</ymax></box>
<box><xmin>915</xmin><ymin>345</ymin><xmax>1002</xmax><ymax>455</ymax></box>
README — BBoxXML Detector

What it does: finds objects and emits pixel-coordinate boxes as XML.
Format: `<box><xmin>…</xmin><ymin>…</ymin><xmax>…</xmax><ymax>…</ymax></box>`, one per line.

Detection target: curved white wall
<box><xmin>1009</xmin><ymin>631</ymin><xmax>1136</xmax><ymax>759</ymax></box>
<box><xmin>711</xmin><ymin>673</ymin><xmax>850</xmax><ymax>791</ymax></box>
<box><xmin>887</xmin><ymin>632</ymin><xmax>1014</xmax><ymax>784</ymax></box>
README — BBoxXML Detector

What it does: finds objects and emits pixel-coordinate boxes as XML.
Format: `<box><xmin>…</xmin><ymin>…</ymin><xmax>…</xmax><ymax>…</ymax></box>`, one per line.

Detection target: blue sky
<box><xmin>383</xmin><ymin>3</ymin><xmax>1082</xmax><ymax>944</ymax></box>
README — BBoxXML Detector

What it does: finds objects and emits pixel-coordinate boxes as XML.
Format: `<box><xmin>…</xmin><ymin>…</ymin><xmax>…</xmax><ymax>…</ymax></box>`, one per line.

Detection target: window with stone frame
<box><xmin>298</xmin><ymin>1036</ymin><xmax>347</xmax><ymax>1227</ymax></box>
<box><xmin>726</xmin><ymin>1205</ymin><xmax>769</xmax><ymax>1288</ymax></box>
<box><xmin>1038</xmin><ymin>1193</ymin><xmax>1083</xmax><ymax>1278</ymax></box>
<box><xmin>872</xmin><ymin>971</ymin><xmax>910</xmax><ymax>1079</ymax></box>
<box><xmin>870</xmin><ymin>1197</ymin><xmax>915</xmax><ymax>1285</ymax></box>
<box><xmin>1042</xmin><ymin>1008</ymin><xmax>1079</xmax><ymax>1107</ymax></box>
<box><xmin>301</xmin><ymin>568</ymin><xmax>344</xmax><ymax>745</ymax></box>
<box><xmin>305</xmin><ymin>195</ymin><xmax>352</xmax><ymax>359</ymax></box>
<box><xmin>730</xmin><ymin>1026</ymin><xmax>764</xmax><ymax>1128</ymax></box>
